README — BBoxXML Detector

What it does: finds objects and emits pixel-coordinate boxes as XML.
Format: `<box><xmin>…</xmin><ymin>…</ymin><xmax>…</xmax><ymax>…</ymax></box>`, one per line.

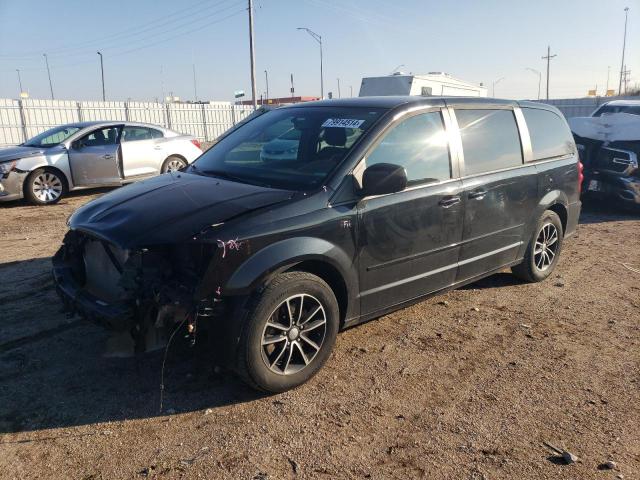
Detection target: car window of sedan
<box><xmin>81</xmin><ymin>127</ymin><xmax>119</xmax><ymax>147</ymax></box>
<box><xmin>365</xmin><ymin>111</ymin><xmax>452</xmax><ymax>185</ymax></box>
<box><xmin>122</xmin><ymin>127</ymin><xmax>162</xmax><ymax>142</ymax></box>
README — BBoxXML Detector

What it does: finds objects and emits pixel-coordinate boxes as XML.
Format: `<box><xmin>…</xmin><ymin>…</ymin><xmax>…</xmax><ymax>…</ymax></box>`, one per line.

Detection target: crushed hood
<box><xmin>0</xmin><ymin>145</ymin><xmax>46</xmax><ymax>162</ymax></box>
<box><xmin>569</xmin><ymin>113</ymin><xmax>640</xmax><ymax>142</ymax></box>
<box><xmin>69</xmin><ymin>172</ymin><xmax>293</xmax><ymax>248</ymax></box>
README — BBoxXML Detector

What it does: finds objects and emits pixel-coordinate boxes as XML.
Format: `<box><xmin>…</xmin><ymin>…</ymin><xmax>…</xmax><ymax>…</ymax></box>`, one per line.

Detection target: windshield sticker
<box><xmin>322</xmin><ymin>118</ymin><xmax>365</xmax><ymax>128</ymax></box>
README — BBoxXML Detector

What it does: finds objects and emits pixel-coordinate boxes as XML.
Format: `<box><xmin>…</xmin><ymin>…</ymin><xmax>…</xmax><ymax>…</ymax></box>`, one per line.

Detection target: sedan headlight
<box><xmin>0</xmin><ymin>160</ymin><xmax>18</xmax><ymax>177</ymax></box>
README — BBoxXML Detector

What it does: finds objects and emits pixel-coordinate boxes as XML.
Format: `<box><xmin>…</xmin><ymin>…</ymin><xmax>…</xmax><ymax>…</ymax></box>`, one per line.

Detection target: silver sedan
<box><xmin>0</xmin><ymin>121</ymin><xmax>203</xmax><ymax>205</ymax></box>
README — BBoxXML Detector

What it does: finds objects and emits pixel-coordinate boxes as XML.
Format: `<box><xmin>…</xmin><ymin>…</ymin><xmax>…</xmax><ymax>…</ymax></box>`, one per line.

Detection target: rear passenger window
<box><xmin>522</xmin><ymin>108</ymin><xmax>573</xmax><ymax>160</ymax></box>
<box><xmin>455</xmin><ymin>109</ymin><xmax>523</xmax><ymax>175</ymax></box>
<box><xmin>366</xmin><ymin>111</ymin><xmax>451</xmax><ymax>184</ymax></box>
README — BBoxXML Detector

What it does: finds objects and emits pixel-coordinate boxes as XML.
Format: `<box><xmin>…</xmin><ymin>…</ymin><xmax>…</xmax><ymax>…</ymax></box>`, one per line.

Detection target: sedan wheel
<box><xmin>25</xmin><ymin>168</ymin><xmax>66</xmax><ymax>205</ymax></box>
<box><xmin>162</xmin><ymin>156</ymin><xmax>187</xmax><ymax>173</ymax></box>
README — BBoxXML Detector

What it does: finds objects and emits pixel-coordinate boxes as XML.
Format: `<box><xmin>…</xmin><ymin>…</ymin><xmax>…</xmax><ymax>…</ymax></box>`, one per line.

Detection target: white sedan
<box><xmin>0</xmin><ymin>121</ymin><xmax>202</xmax><ymax>205</ymax></box>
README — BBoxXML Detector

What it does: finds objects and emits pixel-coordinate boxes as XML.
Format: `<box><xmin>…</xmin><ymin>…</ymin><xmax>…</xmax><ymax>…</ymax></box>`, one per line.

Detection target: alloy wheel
<box><xmin>534</xmin><ymin>222</ymin><xmax>559</xmax><ymax>271</ymax></box>
<box><xmin>165</xmin><ymin>158</ymin><xmax>185</xmax><ymax>172</ymax></box>
<box><xmin>260</xmin><ymin>294</ymin><xmax>327</xmax><ymax>375</ymax></box>
<box><xmin>32</xmin><ymin>172</ymin><xmax>63</xmax><ymax>203</ymax></box>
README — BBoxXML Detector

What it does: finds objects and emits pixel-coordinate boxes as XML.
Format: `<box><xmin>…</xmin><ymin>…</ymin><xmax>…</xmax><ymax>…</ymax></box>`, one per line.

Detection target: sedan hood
<box><xmin>69</xmin><ymin>172</ymin><xmax>294</xmax><ymax>248</ymax></box>
<box><xmin>0</xmin><ymin>145</ymin><xmax>46</xmax><ymax>162</ymax></box>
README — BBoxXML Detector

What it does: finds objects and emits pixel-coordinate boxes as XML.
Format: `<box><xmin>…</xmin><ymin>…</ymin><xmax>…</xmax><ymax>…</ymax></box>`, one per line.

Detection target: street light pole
<box><xmin>542</xmin><ymin>45</ymin><xmax>557</xmax><ymax>100</ymax></box>
<box><xmin>337</xmin><ymin>78</ymin><xmax>341</xmax><ymax>98</ymax></box>
<box><xmin>97</xmin><ymin>51</ymin><xmax>105</xmax><ymax>101</ymax></box>
<box><xmin>264</xmin><ymin>70</ymin><xmax>269</xmax><ymax>101</ymax></box>
<box><xmin>492</xmin><ymin>77</ymin><xmax>505</xmax><ymax>97</ymax></box>
<box><xmin>350</xmin><ymin>85</ymin><xmax>353</xmax><ymax>97</ymax></box>
<box><xmin>16</xmin><ymin>69</ymin><xmax>23</xmax><ymax>94</ymax></box>
<box><xmin>297</xmin><ymin>27</ymin><xmax>324</xmax><ymax>98</ymax></box>
<box><xmin>618</xmin><ymin>7</ymin><xmax>630</xmax><ymax>95</ymax></box>
<box><xmin>43</xmin><ymin>53</ymin><xmax>54</xmax><ymax>100</ymax></box>
<box><xmin>525</xmin><ymin>68</ymin><xmax>541</xmax><ymax>100</ymax></box>
<box><xmin>248</xmin><ymin>0</ymin><xmax>257</xmax><ymax>109</ymax></box>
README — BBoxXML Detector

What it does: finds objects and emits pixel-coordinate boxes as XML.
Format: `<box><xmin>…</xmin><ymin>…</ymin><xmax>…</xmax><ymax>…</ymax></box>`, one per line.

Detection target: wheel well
<box><xmin>548</xmin><ymin>203</ymin><xmax>567</xmax><ymax>235</ymax></box>
<box><xmin>24</xmin><ymin>166</ymin><xmax>69</xmax><ymax>193</ymax></box>
<box><xmin>285</xmin><ymin>260</ymin><xmax>348</xmax><ymax>326</ymax></box>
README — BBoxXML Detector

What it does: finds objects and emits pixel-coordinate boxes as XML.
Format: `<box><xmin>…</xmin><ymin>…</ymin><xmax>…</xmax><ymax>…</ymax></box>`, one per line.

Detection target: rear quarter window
<box><xmin>522</xmin><ymin>108</ymin><xmax>573</xmax><ymax>160</ymax></box>
<box><xmin>455</xmin><ymin>109</ymin><xmax>523</xmax><ymax>176</ymax></box>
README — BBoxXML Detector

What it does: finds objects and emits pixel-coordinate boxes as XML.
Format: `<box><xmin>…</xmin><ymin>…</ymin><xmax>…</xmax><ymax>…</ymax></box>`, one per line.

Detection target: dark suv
<box><xmin>53</xmin><ymin>97</ymin><xmax>581</xmax><ymax>392</ymax></box>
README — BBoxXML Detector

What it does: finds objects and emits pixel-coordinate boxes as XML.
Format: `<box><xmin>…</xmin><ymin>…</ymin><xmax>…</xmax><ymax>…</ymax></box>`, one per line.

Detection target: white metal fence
<box><xmin>0</xmin><ymin>98</ymin><xmax>255</xmax><ymax>146</ymax></box>
<box><xmin>534</xmin><ymin>95</ymin><xmax>639</xmax><ymax>118</ymax></box>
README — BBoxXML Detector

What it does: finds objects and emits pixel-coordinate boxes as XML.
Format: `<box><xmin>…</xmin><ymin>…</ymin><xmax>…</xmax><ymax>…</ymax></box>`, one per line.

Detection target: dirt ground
<box><xmin>0</xmin><ymin>189</ymin><xmax>638</xmax><ymax>480</ymax></box>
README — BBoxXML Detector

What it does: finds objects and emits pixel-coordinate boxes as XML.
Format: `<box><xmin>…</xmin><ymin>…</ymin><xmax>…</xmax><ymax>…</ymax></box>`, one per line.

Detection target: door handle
<box><xmin>103</xmin><ymin>154</ymin><xmax>114</xmax><ymax>160</ymax></box>
<box><xmin>439</xmin><ymin>195</ymin><xmax>461</xmax><ymax>208</ymax></box>
<box><xmin>468</xmin><ymin>188</ymin><xmax>487</xmax><ymax>200</ymax></box>
<box><xmin>154</xmin><ymin>146</ymin><xmax>162</xmax><ymax>150</ymax></box>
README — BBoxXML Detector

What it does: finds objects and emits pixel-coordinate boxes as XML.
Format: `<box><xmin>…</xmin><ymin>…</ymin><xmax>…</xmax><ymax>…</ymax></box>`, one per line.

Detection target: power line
<box><xmin>0</xmin><ymin>0</ymin><xmax>236</xmax><ymax>59</ymax></box>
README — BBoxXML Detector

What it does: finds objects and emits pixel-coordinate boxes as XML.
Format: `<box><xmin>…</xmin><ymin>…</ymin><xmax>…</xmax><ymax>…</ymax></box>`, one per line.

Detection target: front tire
<box><xmin>161</xmin><ymin>156</ymin><xmax>187</xmax><ymax>173</ymax></box>
<box><xmin>512</xmin><ymin>210</ymin><xmax>564</xmax><ymax>282</ymax></box>
<box><xmin>24</xmin><ymin>168</ymin><xmax>67</xmax><ymax>205</ymax></box>
<box><xmin>236</xmin><ymin>271</ymin><xmax>339</xmax><ymax>393</ymax></box>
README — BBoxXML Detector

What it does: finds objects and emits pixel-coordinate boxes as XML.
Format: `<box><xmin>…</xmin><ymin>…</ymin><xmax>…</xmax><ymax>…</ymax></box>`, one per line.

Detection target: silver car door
<box><xmin>120</xmin><ymin>126</ymin><xmax>164</xmax><ymax>178</ymax></box>
<box><xmin>68</xmin><ymin>126</ymin><xmax>122</xmax><ymax>186</ymax></box>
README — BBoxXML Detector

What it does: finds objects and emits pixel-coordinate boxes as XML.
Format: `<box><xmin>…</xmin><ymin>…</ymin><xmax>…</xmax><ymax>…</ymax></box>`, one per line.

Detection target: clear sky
<box><xmin>0</xmin><ymin>0</ymin><xmax>637</xmax><ymax>102</ymax></box>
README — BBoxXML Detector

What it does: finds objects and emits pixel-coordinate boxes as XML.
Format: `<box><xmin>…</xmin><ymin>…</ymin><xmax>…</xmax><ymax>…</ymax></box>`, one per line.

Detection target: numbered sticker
<box><xmin>322</xmin><ymin>118</ymin><xmax>365</xmax><ymax>128</ymax></box>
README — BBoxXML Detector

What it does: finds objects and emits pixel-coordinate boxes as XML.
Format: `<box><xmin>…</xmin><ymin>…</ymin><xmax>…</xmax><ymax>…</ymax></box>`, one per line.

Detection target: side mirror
<box><xmin>71</xmin><ymin>139</ymin><xmax>82</xmax><ymax>150</ymax></box>
<box><xmin>360</xmin><ymin>163</ymin><xmax>407</xmax><ymax>196</ymax></box>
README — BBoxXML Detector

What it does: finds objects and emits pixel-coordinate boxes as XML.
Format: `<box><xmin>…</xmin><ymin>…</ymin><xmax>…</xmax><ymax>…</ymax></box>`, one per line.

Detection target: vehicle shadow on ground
<box><xmin>0</xmin><ymin>258</ymin><xmax>263</xmax><ymax>436</ymax></box>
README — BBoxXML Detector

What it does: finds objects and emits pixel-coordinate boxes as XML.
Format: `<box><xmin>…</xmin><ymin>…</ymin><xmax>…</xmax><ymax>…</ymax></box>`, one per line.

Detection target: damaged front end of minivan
<box><xmin>53</xmin><ymin>230</ymin><xmax>250</xmax><ymax>356</ymax></box>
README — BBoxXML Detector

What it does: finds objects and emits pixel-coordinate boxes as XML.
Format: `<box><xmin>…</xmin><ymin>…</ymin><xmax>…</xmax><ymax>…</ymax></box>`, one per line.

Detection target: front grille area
<box><xmin>594</xmin><ymin>147</ymin><xmax>634</xmax><ymax>174</ymax></box>
<box><xmin>82</xmin><ymin>239</ymin><xmax>129</xmax><ymax>303</ymax></box>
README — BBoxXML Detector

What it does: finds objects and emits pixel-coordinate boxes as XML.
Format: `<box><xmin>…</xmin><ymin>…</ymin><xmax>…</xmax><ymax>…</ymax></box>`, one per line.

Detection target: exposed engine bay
<box><xmin>53</xmin><ymin>230</ymin><xmax>226</xmax><ymax>356</ymax></box>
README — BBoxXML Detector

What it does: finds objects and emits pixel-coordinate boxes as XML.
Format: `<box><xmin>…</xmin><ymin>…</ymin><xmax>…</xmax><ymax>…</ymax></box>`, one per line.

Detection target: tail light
<box><xmin>578</xmin><ymin>160</ymin><xmax>584</xmax><ymax>194</ymax></box>
<box><xmin>191</xmin><ymin>139</ymin><xmax>202</xmax><ymax>150</ymax></box>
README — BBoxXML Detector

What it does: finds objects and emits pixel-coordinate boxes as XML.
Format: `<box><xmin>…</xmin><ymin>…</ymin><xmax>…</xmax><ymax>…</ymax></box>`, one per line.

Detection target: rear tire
<box><xmin>512</xmin><ymin>210</ymin><xmax>564</xmax><ymax>282</ymax></box>
<box><xmin>236</xmin><ymin>271</ymin><xmax>339</xmax><ymax>393</ymax></box>
<box><xmin>161</xmin><ymin>156</ymin><xmax>187</xmax><ymax>173</ymax></box>
<box><xmin>24</xmin><ymin>168</ymin><xmax>67</xmax><ymax>205</ymax></box>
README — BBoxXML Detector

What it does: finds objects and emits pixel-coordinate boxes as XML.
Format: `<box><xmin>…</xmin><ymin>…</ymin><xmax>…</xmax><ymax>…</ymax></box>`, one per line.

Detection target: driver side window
<box><xmin>366</xmin><ymin>111</ymin><xmax>451</xmax><ymax>185</ymax></box>
<box><xmin>80</xmin><ymin>127</ymin><xmax>119</xmax><ymax>147</ymax></box>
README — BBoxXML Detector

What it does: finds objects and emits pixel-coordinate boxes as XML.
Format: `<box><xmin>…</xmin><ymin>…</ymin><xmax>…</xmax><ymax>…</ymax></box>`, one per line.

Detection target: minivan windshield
<box><xmin>23</xmin><ymin>125</ymin><xmax>82</xmax><ymax>147</ymax></box>
<box><xmin>190</xmin><ymin>106</ymin><xmax>385</xmax><ymax>190</ymax></box>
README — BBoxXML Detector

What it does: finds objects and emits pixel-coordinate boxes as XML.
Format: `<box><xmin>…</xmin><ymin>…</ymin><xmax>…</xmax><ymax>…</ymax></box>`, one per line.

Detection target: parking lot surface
<box><xmin>1</xmin><ymin>189</ymin><xmax>639</xmax><ymax>479</ymax></box>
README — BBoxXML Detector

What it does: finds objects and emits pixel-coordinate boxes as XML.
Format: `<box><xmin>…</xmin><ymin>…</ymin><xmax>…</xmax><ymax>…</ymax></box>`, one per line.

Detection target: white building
<box><xmin>359</xmin><ymin>72</ymin><xmax>488</xmax><ymax>98</ymax></box>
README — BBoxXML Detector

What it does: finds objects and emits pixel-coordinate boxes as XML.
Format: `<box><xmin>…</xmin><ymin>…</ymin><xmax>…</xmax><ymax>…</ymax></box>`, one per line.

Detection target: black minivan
<box><xmin>53</xmin><ymin>96</ymin><xmax>581</xmax><ymax>392</ymax></box>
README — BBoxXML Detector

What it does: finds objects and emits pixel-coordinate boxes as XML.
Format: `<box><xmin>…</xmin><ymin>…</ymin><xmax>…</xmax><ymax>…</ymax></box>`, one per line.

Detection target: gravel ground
<box><xmin>0</xmin><ymin>189</ymin><xmax>639</xmax><ymax>480</ymax></box>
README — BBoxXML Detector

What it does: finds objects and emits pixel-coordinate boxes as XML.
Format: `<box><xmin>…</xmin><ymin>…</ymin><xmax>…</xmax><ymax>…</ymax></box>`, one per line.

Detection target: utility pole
<box><xmin>192</xmin><ymin>63</ymin><xmax>198</xmax><ymax>101</ymax></box>
<box><xmin>492</xmin><ymin>77</ymin><xmax>505</xmax><ymax>97</ymax></box>
<box><xmin>43</xmin><ymin>53</ymin><xmax>54</xmax><ymax>100</ymax></box>
<box><xmin>297</xmin><ymin>27</ymin><xmax>324</xmax><ymax>98</ymax></box>
<box><xmin>248</xmin><ymin>0</ymin><xmax>257</xmax><ymax>109</ymax></box>
<box><xmin>337</xmin><ymin>78</ymin><xmax>341</xmax><ymax>98</ymax></box>
<box><xmin>160</xmin><ymin>65</ymin><xmax>165</xmax><ymax>103</ymax></box>
<box><xmin>622</xmin><ymin>66</ymin><xmax>631</xmax><ymax>94</ymax></box>
<box><xmin>97</xmin><ymin>51</ymin><xmax>105</xmax><ymax>101</ymax></box>
<box><xmin>619</xmin><ymin>7</ymin><xmax>630</xmax><ymax>95</ymax></box>
<box><xmin>264</xmin><ymin>70</ymin><xmax>269</xmax><ymax>101</ymax></box>
<box><xmin>606</xmin><ymin>65</ymin><xmax>610</xmax><ymax>95</ymax></box>
<box><xmin>542</xmin><ymin>46</ymin><xmax>556</xmax><ymax>100</ymax></box>
<box><xmin>16</xmin><ymin>69</ymin><xmax>23</xmax><ymax>94</ymax></box>
<box><xmin>525</xmin><ymin>68</ymin><xmax>541</xmax><ymax>100</ymax></box>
